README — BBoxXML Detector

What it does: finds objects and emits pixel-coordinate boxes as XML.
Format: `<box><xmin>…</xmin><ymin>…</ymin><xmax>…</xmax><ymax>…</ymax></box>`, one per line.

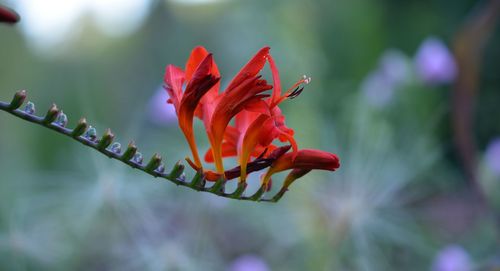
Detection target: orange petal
<box><xmin>204</xmin><ymin>142</ymin><xmax>238</xmax><ymax>163</ymax></box>
<box><xmin>210</xmin><ymin>77</ymin><xmax>272</xmax><ymax>173</ymax></box>
<box><xmin>226</xmin><ymin>47</ymin><xmax>270</xmax><ymax>92</ymax></box>
<box><xmin>223</xmin><ymin>125</ymin><xmax>240</xmax><ymax>145</ymax></box>
<box><xmin>238</xmin><ymin>114</ymin><xmax>272</xmax><ymax>181</ymax></box>
<box><xmin>179</xmin><ymin>54</ymin><xmax>220</xmax><ymax>167</ymax></box>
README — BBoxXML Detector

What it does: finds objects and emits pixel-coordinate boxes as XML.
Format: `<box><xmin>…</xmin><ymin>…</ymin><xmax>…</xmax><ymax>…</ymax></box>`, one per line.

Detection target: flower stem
<box><xmin>0</xmin><ymin>91</ymin><xmax>285</xmax><ymax>203</ymax></box>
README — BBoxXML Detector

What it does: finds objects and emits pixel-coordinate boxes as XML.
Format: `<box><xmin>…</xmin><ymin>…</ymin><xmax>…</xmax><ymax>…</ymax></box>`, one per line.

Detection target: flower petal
<box><xmin>238</xmin><ymin>114</ymin><xmax>272</xmax><ymax>181</ymax></box>
<box><xmin>164</xmin><ymin>65</ymin><xmax>185</xmax><ymax>109</ymax></box>
<box><xmin>267</xmin><ymin>54</ymin><xmax>282</xmax><ymax>105</ymax></box>
<box><xmin>210</xmin><ymin>76</ymin><xmax>272</xmax><ymax>173</ymax></box>
<box><xmin>185</xmin><ymin>46</ymin><xmax>221</xmax><ymax>120</ymax></box>
<box><xmin>275</xmin><ymin>149</ymin><xmax>340</xmax><ymax>172</ymax></box>
<box><xmin>178</xmin><ymin>54</ymin><xmax>220</xmax><ymax>167</ymax></box>
<box><xmin>204</xmin><ymin>142</ymin><xmax>238</xmax><ymax>162</ymax></box>
<box><xmin>0</xmin><ymin>5</ymin><xmax>19</xmax><ymax>24</ymax></box>
<box><xmin>226</xmin><ymin>47</ymin><xmax>270</xmax><ymax>92</ymax></box>
<box><xmin>261</xmin><ymin>149</ymin><xmax>340</xmax><ymax>186</ymax></box>
<box><xmin>185</xmin><ymin>46</ymin><xmax>210</xmax><ymax>82</ymax></box>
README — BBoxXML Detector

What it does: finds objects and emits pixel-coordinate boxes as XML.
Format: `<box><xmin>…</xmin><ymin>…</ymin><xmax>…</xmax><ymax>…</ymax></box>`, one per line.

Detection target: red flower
<box><xmin>0</xmin><ymin>5</ymin><xmax>19</xmax><ymax>24</ymax></box>
<box><xmin>202</xmin><ymin>49</ymin><xmax>311</xmax><ymax>180</ymax></box>
<box><xmin>164</xmin><ymin>47</ymin><xmax>220</xmax><ymax>168</ymax></box>
<box><xmin>164</xmin><ymin>46</ymin><xmax>340</xmax><ymax>189</ymax></box>
<box><xmin>208</xmin><ymin>47</ymin><xmax>273</xmax><ymax>174</ymax></box>
<box><xmin>261</xmin><ymin>149</ymin><xmax>340</xmax><ymax>188</ymax></box>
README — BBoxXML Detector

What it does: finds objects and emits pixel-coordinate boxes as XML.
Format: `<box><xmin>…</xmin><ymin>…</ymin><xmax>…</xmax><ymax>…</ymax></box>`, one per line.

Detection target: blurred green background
<box><xmin>1</xmin><ymin>0</ymin><xmax>499</xmax><ymax>270</ymax></box>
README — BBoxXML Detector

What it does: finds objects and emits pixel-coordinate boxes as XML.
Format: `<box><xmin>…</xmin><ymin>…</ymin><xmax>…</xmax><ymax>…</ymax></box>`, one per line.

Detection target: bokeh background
<box><xmin>1</xmin><ymin>0</ymin><xmax>500</xmax><ymax>270</ymax></box>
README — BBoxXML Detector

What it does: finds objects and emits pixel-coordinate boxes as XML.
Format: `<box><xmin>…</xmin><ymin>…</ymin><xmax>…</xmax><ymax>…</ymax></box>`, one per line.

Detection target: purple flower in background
<box><xmin>361</xmin><ymin>49</ymin><xmax>410</xmax><ymax>107</ymax></box>
<box><xmin>148</xmin><ymin>86</ymin><xmax>177</xmax><ymax>126</ymax></box>
<box><xmin>361</xmin><ymin>71</ymin><xmax>395</xmax><ymax>107</ymax></box>
<box><xmin>228</xmin><ymin>255</ymin><xmax>270</xmax><ymax>271</ymax></box>
<box><xmin>415</xmin><ymin>37</ymin><xmax>457</xmax><ymax>85</ymax></box>
<box><xmin>432</xmin><ymin>245</ymin><xmax>472</xmax><ymax>271</ymax></box>
<box><xmin>485</xmin><ymin>138</ymin><xmax>500</xmax><ymax>175</ymax></box>
<box><xmin>379</xmin><ymin>49</ymin><xmax>411</xmax><ymax>86</ymax></box>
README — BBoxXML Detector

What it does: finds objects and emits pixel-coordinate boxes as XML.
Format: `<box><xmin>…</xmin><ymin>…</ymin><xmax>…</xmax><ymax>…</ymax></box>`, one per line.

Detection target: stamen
<box><xmin>283</xmin><ymin>75</ymin><xmax>311</xmax><ymax>100</ymax></box>
<box><xmin>287</xmin><ymin>87</ymin><xmax>304</xmax><ymax>99</ymax></box>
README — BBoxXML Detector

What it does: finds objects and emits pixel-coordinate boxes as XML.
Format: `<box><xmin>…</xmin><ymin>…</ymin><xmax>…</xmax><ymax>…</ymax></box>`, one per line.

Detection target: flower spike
<box><xmin>0</xmin><ymin>45</ymin><xmax>341</xmax><ymax>203</ymax></box>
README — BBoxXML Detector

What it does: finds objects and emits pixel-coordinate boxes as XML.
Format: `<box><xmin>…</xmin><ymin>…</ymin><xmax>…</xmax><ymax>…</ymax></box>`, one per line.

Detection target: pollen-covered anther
<box><xmin>302</xmin><ymin>74</ymin><xmax>312</xmax><ymax>84</ymax></box>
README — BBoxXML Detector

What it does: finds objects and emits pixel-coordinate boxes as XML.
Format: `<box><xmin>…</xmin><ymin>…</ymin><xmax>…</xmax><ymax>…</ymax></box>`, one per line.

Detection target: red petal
<box><xmin>0</xmin><ymin>5</ymin><xmax>19</xmax><ymax>24</ymax></box>
<box><xmin>185</xmin><ymin>46</ymin><xmax>210</xmax><ymax>82</ymax></box>
<box><xmin>267</xmin><ymin>54</ymin><xmax>282</xmax><ymax>105</ymax></box>
<box><xmin>225</xmin><ymin>47</ymin><xmax>270</xmax><ymax>92</ymax></box>
<box><xmin>185</xmin><ymin>46</ymin><xmax>221</xmax><ymax>118</ymax></box>
<box><xmin>272</xmin><ymin>149</ymin><xmax>340</xmax><ymax>173</ymax></box>
<box><xmin>178</xmin><ymin>54</ymin><xmax>220</xmax><ymax>167</ymax></box>
<box><xmin>210</xmin><ymin>77</ymin><xmax>272</xmax><ymax>165</ymax></box>
<box><xmin>164</xmin><ymin>65</ymin><xmax>185</xmax><ymax>111</ymax></box>
<box><xmin>235</xmin><ymin>110</ymin><xmax>260</xmax><ymax>134</ymax></box>
<box><xmin>204</xmin><ymin>142</ymin><xmax>238</xmax><ymax>163</ymax></box>
<box><xmin>238</xmin><ymin>114</ymin><xmax>272</xmax><ymax>180</ymax></box>
<box><xmin>224</xmin><ymin>125</ymin><xmax>240</xmax><ymax>145</ymax></box>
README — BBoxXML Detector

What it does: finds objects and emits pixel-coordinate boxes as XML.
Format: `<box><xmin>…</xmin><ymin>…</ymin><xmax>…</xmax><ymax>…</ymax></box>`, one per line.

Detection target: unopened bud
<box><xmin>169</xmin><ymin>161</ymin><xmax>185</xmax><ymax>180</ymax></box>
<box><xmin>189</xmin><ymin>171</ymin><xmax>205</xmax><ymax>187</ymax></box>
<box><xmin>97</xmin><ymin>128</ymin><xmax>114</xmax><ymax>150</ymax></box>
<box><xmin>72</xmin><ymin>118</ymin><xmax>88</xmax><ymax>137</ymax></box>
<box><xmin>208</xmin><ymin>177</ymin><xmax>226</xmax><ymax>193</ymax></box>
<box><xmin>122</xmin><ymin>141</ymin><xmax>137</xmax><ymax>161</ymax></box>
<box><xmin>145</xmin><ymin>153</ymin><xmax>162</xmax><ymax>172</ymax></box>
<box><xmin>43</xmin><ymin>104</ymin><xmax>59</xmax><ymax>124</ymax></box>
<box><xmin>9</xmin><ymin>90</ymin><xmax>26</xmax><ymax>110</ymax></box>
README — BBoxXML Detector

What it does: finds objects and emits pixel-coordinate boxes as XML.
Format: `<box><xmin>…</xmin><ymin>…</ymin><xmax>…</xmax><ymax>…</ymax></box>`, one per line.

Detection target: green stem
<box><xmin>0</xmin><ymin>94</ymin><xmax>280</xmax><ymax>203</ymax></box>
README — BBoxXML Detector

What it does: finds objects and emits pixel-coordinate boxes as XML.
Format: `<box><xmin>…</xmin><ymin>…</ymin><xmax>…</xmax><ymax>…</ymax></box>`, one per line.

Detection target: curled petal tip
<box><xmin>0</xmin><ymin>5</ymin><xmax>20</xmax><ymax>24</ymax></box>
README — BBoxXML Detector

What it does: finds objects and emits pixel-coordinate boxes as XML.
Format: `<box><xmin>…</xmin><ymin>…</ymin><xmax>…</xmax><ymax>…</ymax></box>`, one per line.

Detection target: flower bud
<box><xmin>9</xmin><ymin>90</ymin><xmax>26</xmax><ymax>110</ymax></box>
<box><xmin>43</xmin><ymin>104</ymin><xmax>59</xmax><ymax>124</ymax></box>
<box><xmin>97</xmin><ymin>128</ymin><xmax>114</xmax><ymax>150</ymax></box>
<box><xmin>72</xmin><ymin>118</ymin><xmax>88</xmax><ymax>137</ymax></box>
<box><xmin>145</xmin><ymin>153</ymin><xmax>162</xmax><ymax>172</ymax></box>
<box><xmin>169</xmin><ymin>161</ymin><xmax>185</xmax><ymax>180</ymax></box>
<box><xmin>122</xmin><ymin>141</ymin><xmax>137</xmax><ymax>161</ymax></box>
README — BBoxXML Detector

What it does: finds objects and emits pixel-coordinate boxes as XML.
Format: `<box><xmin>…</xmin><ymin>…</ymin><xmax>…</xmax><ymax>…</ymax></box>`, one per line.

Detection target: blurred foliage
<box><xmin>0</xmin><ymin>0</ymin><xmax>499</xmax><ymax>270</ymax></box>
